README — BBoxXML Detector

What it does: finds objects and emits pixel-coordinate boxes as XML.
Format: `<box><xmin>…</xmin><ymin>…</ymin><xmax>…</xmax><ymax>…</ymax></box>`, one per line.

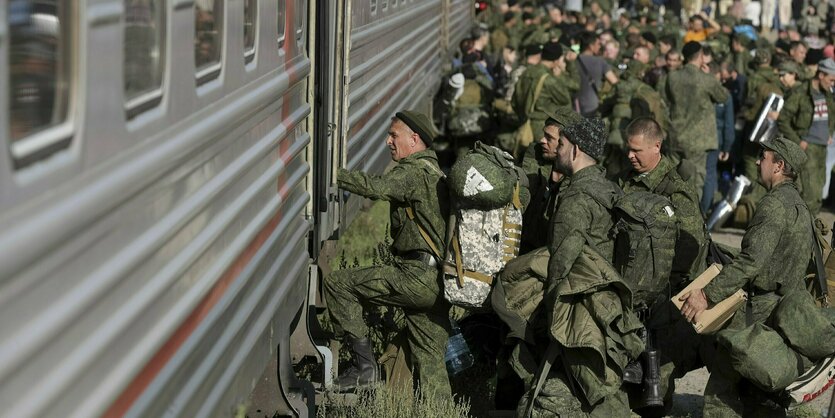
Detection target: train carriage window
<box><xmin>370</xmin><ymin>0</ymin><xmax>377</xmax><ymax>15</ymax></box>
<box><xmin>381</xmin><ymin>0</ymin><xmax>388</xmax><ymax>11</ymax></box>
<box><xmin>195</xmin><ymin>0</ymin><xmax>223</xmax><ymax>83</ymax></box>
<box><xmin>124</xmin><ymin>0</ymin><xmax>165</xmax><ymax>117</ymax></box>
<box><xmin>244</xmin><ymin>0</ymin><xmax>256</xmax><ymax>63</ymax></box>
<box><xmin>8</xmin><ymin>0</ymin><xmax>72</xmax><ymax>164</ymax></box>
<box><xmin>277</xmin><ymin>0</ymin><xmax>285</xmax><ymax>49</ymax></box>
<box><xmin>294</xmin><ymin>0</ymin><xmax>304</xmax><ymax>40</ymax></box>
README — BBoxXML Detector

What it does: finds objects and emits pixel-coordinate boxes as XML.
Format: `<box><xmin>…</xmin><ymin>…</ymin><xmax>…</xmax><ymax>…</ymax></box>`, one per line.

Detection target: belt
<box><xmin>399</xmin><ymin>251</ymin><xmax>438</xmax><ymax>267</ymax></box>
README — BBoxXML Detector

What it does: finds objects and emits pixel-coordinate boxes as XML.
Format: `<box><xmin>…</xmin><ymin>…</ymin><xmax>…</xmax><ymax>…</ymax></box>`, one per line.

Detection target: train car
<box><xmin>0</xmin><ymin>0</ymin><xmax>472</xmax><ymax>417</ymax></box>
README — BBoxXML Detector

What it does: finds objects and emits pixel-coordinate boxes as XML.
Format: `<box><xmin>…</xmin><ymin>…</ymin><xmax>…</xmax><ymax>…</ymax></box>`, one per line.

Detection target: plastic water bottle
<box><xmin>445</xmin><ymin>320</ymin><xmax>474</xmax><ymax>376</ymax></box>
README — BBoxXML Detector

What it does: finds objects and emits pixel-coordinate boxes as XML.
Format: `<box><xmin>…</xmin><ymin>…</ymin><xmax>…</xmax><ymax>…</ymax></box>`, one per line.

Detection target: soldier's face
<box><xmin>386</xmin><ymin>119</ymin><xmax>418</xmax><ymax>162</ymax></box>
<box><xmin>791</xmin><ymin>45</ymin><xmax>807</xmax><ymax>64</ymax></box>
<box><xmin>540</xmin><ymin>124</ymin><xmax>560</xmax><ymax>160</ymax></box>
<box><xmin>554</xmin><ymin>135</ymin><xmax>575</xmax><ymax>174</ymax></box>
<box><xmin>756</xmin><ymin>149</ymin><xmax>778</xmax><ymax>187</ymax></box>
<box><xmin>626</xmin><ymin>134</ymin><xmax>661</xmax><ymax>173</ymax></box>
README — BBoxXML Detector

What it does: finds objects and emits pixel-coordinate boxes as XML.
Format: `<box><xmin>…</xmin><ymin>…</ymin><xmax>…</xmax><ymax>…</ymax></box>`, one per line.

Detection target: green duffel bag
<box><xmin>448</xmin><ymin>141</ymin><xmax>522</xmax><ymax>209</ymax></box>
<box><xmin>717</xmin><ymin>323</ymin><xmax>808</xmax><ymax>392</ymax></box>
<box><xmin>771</xmin><ymin>291</ymin><xmax>835</xmax><ymax>360</ymax></box>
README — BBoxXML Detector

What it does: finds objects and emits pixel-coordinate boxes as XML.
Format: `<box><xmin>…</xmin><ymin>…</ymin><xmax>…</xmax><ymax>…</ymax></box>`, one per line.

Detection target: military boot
<box><xmin>640</xmin><ymin>348</ymin><xmax>663</xmax><ymax>407</ymax></box>
<box><xmin>335</xmin><ymin>336</ymin><xmax>378</xmax><ymax>392</ymax></box>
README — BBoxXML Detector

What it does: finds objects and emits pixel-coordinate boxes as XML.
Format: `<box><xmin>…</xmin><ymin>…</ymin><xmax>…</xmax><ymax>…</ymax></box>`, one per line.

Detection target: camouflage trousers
<box><xmin>516</xmin><ymin>367</ymin><xmax>631</xmax><ymax>418</ymax></box>
<box><xmin>323</xmin><ymin>259</ymin><xmax>452</xmax><ymax>398</ymax></box>
<box><xmin>681</xmin><ymin>151</ymin><xmax>708</xmax><ymax>204</ymax></box>
<box><xmin>801</xmin><ymin>142</ymin><xmax>827</xmax><ymax>216</ymax></box>
<box><xmin>703</xmin><ymin>294</ymin><xmax>785</xmax><ymax>418</ymax></box>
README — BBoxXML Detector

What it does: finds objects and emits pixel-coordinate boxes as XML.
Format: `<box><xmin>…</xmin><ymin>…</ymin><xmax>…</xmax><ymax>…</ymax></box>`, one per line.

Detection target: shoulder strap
<box><xmin>576</xmin><ymin>56</ymin><xmax>600</xmax><ymax>97</ymax></box>
<box><xmin>524</xmin><ymin>342</ymin><xmax>560</xmax><ymax>418</ymax></box>
<box><xmin>528</xmin><ymin>73</ymin><xmax>549</xmax><ymax>114</ymax></box>
<box><xmin>405</xmin><ymin>207</ymin><xmax>443</xmax><ymax>260</ymax></box>
<box><xmin>810</xmin><ymin>218</ymin><xmax>829</xmax><ymax>307</ymax></box>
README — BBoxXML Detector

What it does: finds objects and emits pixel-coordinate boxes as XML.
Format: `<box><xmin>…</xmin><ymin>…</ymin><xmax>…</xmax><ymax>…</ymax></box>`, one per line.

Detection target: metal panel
<box><xmin>0</xmin><ymin>1</ymin><xmax>314</xmax><ymax>417</ymax></box>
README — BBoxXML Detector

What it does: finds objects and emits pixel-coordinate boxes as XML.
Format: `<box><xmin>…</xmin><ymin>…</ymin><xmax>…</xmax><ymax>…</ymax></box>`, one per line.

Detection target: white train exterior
<box><xmin>0</xmin><ymin>0</ymin><xmax>473</xmax><ymax>417</ymax></box>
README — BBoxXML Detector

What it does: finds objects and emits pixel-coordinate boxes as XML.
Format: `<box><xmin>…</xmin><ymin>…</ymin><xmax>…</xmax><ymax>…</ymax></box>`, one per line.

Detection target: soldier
<box><xmin>324</xmin><ymin>111</ymin><xmax>451</xmax><ymax>397</ymax></box>
<box><xmin>618</xmin><ymin>118</ymin><xmax>710</xmax><ymax>412</ymax></box>
<box><xmin>777</xmin><ymin>58</ymin><xmax>835</xmax><ymax>216</ymax></box>
<box><xmin>662</xmin><ymin>41</ymin><xmax>729</xmax><ymax>201</ymax></box>
<box><xmin>519</xmin><ymin>106</ymin><xmax>582</xmax><ymax>254</ymax></box>
<box><xmin>490</xmin><ymin>12</ymin><xmax>519</xmax><ymax>55</ymax></box>
<box><xmin>520</xmin><ymin>117</ymin><xmax>638</xmax><ymax>417</ymax></box>
<box><xmin>679</xmin><ymin>135</ymin><xmax>812</xmax><ymax>417</ymax></box>
<box><xmin>512</xmin><ymin>42</ymin><xmax>578</xmax><ymax>156</ymax></box>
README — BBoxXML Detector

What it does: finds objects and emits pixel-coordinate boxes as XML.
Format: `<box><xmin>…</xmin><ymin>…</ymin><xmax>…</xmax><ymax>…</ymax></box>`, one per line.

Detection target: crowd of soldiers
<box><xmin>322</xmin><ymin>1</ymin><xmax>835</xmax><ymax>417</ymax></box>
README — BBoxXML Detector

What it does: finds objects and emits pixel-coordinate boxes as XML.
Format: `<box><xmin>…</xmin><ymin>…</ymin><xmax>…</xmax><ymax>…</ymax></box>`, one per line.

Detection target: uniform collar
<box><xmin>626</xmin><ymin>155</ymin><xmax>673</xmax><ymax>190</ymax></box>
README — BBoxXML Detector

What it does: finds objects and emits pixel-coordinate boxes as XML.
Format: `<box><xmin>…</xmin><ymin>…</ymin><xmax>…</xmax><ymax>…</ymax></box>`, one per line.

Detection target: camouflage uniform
<box><xmin>777</xmin><ymin>82</ymin><xmax>835</xmax><ymax>215</ymax></box>
<box><xmin>662</xmin><ymin>64</ymin><xmax>730</xmax><ymax>201</ymax></box>
<box><xmin>512</xmin><ymin>63</ymin><xmax>578</xmax><ymax>144</ymax></box>
<box><xmin>522</xmin><ymin>164</ymin><xmax>633</xmax><ymax>417</ymax></box>
<box><xmin>701</xmin><ymin>180</ymin><xmax>812</xmax><ymax>417</ymax></box>
<box><xmin>324</xmin><ymin>149</ymin><xmax>451</xmax><ymax>397</ymax></box>
<box><xmin>519</xmin><ymin>107</ymin><xmax>581</xmax><ymax>254</ymax></box>
<box><xmin>618</xmin><ymin>155</ymin><xmax>711</xmax><ymax>409</ymax></box>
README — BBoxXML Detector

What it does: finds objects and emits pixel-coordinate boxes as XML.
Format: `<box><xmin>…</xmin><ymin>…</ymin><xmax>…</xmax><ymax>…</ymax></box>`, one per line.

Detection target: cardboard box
<box><xmin>672</xmin><ymin>264</ymin><xmax>747</xmax><ymax>334</ymax></box>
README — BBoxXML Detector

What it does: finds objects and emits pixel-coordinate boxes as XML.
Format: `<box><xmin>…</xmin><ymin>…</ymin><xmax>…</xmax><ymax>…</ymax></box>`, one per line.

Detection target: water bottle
<box><xmin>445</xmin><ymin>320</ymin><xmax>474</xmax><ymax>376</ymax></box>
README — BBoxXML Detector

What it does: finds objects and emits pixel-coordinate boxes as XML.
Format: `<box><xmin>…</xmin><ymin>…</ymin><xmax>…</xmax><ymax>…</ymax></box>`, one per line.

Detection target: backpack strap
<box><xmin>528</xmin><ymin>74</ymin><xmax>549</xmax><ymax>114</ymax></box>
<box><xmin>810</xmin><ymin>217</ymin><xmax>829</xmax><ymax>307</ymax></box>
<box><xmin>405</xmin><ymin>206</ymin><xmax>443</xmax><ymax>260</ymax></box>
<box><xmin>524</xmin><ymin>341</ymin><xmax>560</xmax><ymax>418</ymax></box>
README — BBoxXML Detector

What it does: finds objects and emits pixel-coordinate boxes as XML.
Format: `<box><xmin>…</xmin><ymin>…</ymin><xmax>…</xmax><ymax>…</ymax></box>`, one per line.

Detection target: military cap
<box><xmin>544</xmin><ymin>106</ymin><xmax>582</xmax><ymax>128</ymax></box>
<box><xmin>541</xmin><ymin>42</ymin><xmax>563</xmax><ymax>61</ymax></box>
<box><xmin>760</xmin><ymin>135</ymin><xmax>807</xmax><ymax>172</ymax></box>
<box><xmin>777</xmin><ymin>60</ymin><xmax>800</xmax><ymax>75</ymax></box>
<box><xmin>524</xmin><ymin>43</ymin><xmax>543</xmax><ymax>56</ymax></box>
<box><xmin>681</xmin><ymin>41</ymin><xmax>702</xmax><ymax>61</ymax></box>
<box><xmin>717</xmin><ymin>15</ymin><xmax>737</xmax><ymax>27</ymax></box>
<box><xmin>561</xmin><ymin>117</ymin><xmax>607</xmax><ymax>161</ymax></box>
<box><xmin>641</xmin><ymin>31</ymin><xmax>657</xmax><ymax>45</ymax></box>
<box><xmin>754</xmin><ymin>48</ymin><xmax>772</xmax><ymax>64</ymax></box>
<box><xmin>819</xmin><ymin>58</ymin><xmax>835</xmax><ymax>75</ymax></box>
<box><xmin>395</xmin><ymin>110</ymin><xmax>436</xmax><ymax>146</ymax></box>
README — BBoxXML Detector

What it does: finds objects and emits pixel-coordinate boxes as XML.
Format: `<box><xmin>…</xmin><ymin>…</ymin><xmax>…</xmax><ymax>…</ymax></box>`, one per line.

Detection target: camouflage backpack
<box><xmin>446</xmin><ymin>67</ymin><xmax>493</xmax><ymax>138</ymax></box>
<box><xmin>443</xmin><ymin>142</ymin><xmax>526</xmax><ymax>309</ymax></box>
<box><xmin>611</xmin><ymin>190</ymin><xmax>678</xmax><ymax>309</ymax></box>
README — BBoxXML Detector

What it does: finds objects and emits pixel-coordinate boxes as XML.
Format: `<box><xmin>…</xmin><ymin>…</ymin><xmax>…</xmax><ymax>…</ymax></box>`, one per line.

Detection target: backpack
<box><xmin>447</xmin><ymin>70</ymin><xmax>493</xmax><ymax>137</ymax></box>
<box><xmin>611</xmin><ymin>191</ymin><xmax>678</xmax><ymax>309</ymax></box>
<box><xmin>443</xmin><ymin>142</ymin><xmax>526</xmax><ymax>308</ymax></box>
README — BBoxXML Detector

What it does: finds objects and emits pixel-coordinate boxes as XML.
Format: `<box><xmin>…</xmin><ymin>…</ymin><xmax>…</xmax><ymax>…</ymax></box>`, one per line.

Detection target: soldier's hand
<box><xmin>800</xmin><ymin>140</ymin><xmax>809</xmax><ymax>151</ymax></box>
<box><xmin>719</xmin><ymin>152</ymin><xmax>730</xmax><ymax>162</ymax></box>
<box><xmin>679</xmin><ymin>289</ymin><xmax>709</xmax><ymax>323</ymax></box>
<box><xmin>565</xmin><ymin>51</ymin><xmax>578</xmax><ymax>62</ymax></box>
<box><xmin>767</xmin><ymin>110</ymin><xmax>780</xmax><ymax>121</ymax></box>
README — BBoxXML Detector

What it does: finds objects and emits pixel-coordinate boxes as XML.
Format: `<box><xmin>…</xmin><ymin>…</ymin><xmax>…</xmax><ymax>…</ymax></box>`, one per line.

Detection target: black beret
<box><xmin>641</xmin><ymin>31</ymin><xmax>657</xmax><ymax>45</ymax></box>
<box><xmin>541</xmin><ymin>41</ymin><xmax>563</xmax><ymax>61</ymax></box>
<box><xmin>504</xmin><ymin>11</ymin><xmax>516</xmax><ymax>22</ymax></box>
<box><xmin>395</xmin><ymin>110</ymin><xmax>436</xmax><ymax>146</ymax></box>
<box><xmin>522</xmin><ymin>11</ymin><xmax>535</xmax><ymax>20</ymax></box>
<box><xmin>524</xmin><ymin>43</ymin><xmax>543</xmax><ymax>56</ymax></box>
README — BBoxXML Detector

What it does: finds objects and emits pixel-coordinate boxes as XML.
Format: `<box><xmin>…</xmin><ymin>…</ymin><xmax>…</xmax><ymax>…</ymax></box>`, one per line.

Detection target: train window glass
<box><xmin>294</xmin><ymin>0</ymin><xmax>303</xmax><ymax>40</ymax></box>
<box><xmin>370</xmin><ymin>0</ymin><xmax>377</xmax><ymax>15</ymax></box>
<box><xmin>195</xmin><ymin>0</ymin><xmax>223</xmax><ymax>83</ymax></box>
<box><xmin>381</xmin><ymin>0</ymin><xmax>388</xmax><ymax>11</ymax></box>
<box><xmin>277</xmin><ymin>0</ymin><xmax>285</xmax><ymax>49</ymax></box>
<box><xmin>244</xmin><ymin>0</ymin><xmax>256</xmax><ymax>62</ymax></box>
<box><xmin>8</xmin><ymin>0</ymin><xmax>72</xmax><ymax>158</ymax></box>
<box><xmin>124</xmin><ymin>0</ymin><xmax>165</xmax><ymax>116</ymax></box>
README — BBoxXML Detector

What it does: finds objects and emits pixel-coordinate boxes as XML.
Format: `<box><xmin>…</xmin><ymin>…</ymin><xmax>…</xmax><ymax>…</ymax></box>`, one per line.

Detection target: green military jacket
<box><xmin>703</xmin><ymin>181</ymin><xmax>812</xmax><ymax>317</ymax></box>
<box><xmin>512</xmin><ymin>63</ymin><xmax>577</xmax><ymax>137</ymax></box>
<box><xmin>743</xmin><ymin>66</ymin><xmax>781</xmax><ymax>122</ymax></box>
<box><xmin>337</xmin><ymin>149</ymin><xmax>447</xmax><ymax>257</ymax></box>
<box><xmin>520</xmin><ymin>145</ymin><xmax>561</xmax><ymax>253</ymax></box>
<box><xmin>733</xmin><ymin>48</ymin><xmax>752</xmax><ymax>77</ymax></box>
<box><xmin>618</xmin><ymin>156</ymin><xmax>707</xmax><ymax>287</ymax></box>
<box><xmin>778</xmin><ymin>81</ymin><xmax>835</xmax><ymax>145</ymax></box>
<box><xmin>662</xmin><ymin>64</ymin><xmax>730</xmax><ymax>155</ymax></box>
<box><xmin>548</xmin><ymin>165</ymin><xmax>621</xmax><ymax>284</ymax></box>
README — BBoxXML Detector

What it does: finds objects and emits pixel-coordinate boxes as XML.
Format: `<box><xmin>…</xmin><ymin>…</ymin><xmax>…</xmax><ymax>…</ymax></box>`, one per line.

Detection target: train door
<box><xmin>309</xmin><ymin>0</ymin><xmax>348</xmax><ymax>260</ymax></box>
